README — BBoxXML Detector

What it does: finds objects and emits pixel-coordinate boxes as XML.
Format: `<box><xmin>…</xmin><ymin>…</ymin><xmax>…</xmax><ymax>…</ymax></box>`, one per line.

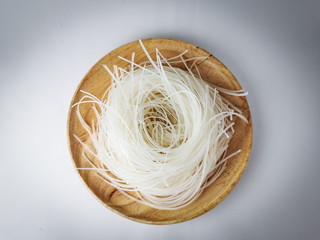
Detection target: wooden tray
<box><xmin>67</xmin><ymin>38</ymin><xmax>252</xmax><ymax>224</ymax></box>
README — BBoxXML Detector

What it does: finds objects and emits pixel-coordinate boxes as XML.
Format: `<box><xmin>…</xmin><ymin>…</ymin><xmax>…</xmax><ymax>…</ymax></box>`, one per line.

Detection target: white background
<box><xmin>1</xmin><ymin>0</ymin><xmax>320</xmax><ymax>239</ymax></box>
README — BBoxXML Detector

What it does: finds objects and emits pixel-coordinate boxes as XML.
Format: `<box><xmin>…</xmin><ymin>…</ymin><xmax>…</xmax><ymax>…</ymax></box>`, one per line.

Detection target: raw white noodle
<box><xmin>74</xmin><ymin>41</ymin><xmax>248</xmax><ymax>210</ymax></box>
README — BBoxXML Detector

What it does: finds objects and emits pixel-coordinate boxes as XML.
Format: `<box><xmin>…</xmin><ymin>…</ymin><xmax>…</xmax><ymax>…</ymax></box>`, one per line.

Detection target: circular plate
<box><xmin>67</xmin><ymin>38</ymin><xmax>252</xmax><ymax>224</ymax></box>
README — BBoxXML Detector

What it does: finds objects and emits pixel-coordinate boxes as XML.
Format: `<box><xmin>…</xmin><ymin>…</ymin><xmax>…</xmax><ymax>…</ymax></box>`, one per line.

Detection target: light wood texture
<box><xmin>67</xmin><ymin>38</ymin><xmax>252</xmax><ymax>224</ymax></box>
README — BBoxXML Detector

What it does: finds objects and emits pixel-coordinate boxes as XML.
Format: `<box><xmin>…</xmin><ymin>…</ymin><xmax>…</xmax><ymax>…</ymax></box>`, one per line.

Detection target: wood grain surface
<box><xmin>67</xmin><ymin>38</ymin><xmax>252</xmax><ymax>224</ymax></box>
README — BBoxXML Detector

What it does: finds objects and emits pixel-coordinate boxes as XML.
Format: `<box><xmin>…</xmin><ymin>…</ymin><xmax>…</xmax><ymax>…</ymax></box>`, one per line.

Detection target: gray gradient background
<box><xmin>1</xmin><ymin>0</ymin><xmax>320</xmax><ymax>239</ymax></box>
